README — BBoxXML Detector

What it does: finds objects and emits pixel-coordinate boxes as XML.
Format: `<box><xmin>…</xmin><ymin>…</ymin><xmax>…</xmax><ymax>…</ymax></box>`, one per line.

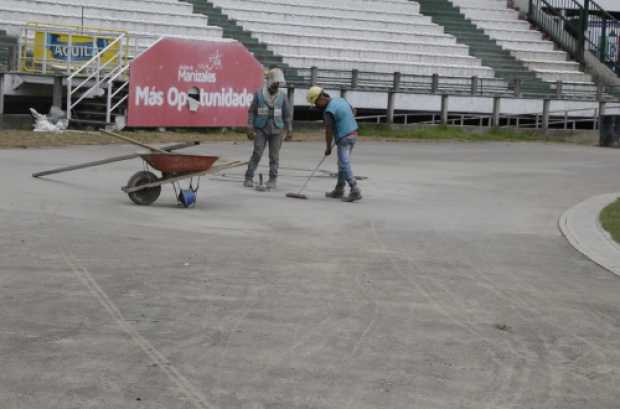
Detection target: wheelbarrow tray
<box><xmin>141</xmin><ymin>153</ymin><xmax>219</xmax><ymax>174</ymax></box>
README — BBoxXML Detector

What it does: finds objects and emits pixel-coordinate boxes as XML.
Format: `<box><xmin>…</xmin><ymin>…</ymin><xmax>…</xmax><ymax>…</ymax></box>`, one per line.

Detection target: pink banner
<box><xmin>127</xmin><ymin>38</ymin><xmax>263</xmax><ymax>127</ymax></box>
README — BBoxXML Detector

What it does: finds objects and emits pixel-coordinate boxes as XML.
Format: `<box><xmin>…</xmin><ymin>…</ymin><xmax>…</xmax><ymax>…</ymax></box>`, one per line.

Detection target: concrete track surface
<box><xmin>1</xmin><ymin>141</ymin><xmax>620</xmax><ymax>409</ymax></box>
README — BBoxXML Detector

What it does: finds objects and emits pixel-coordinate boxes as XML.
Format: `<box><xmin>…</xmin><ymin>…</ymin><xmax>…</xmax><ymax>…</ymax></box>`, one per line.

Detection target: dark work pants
<box><xmin>245</xmin><ymin>128</ymin><xmax>283</xmax><ymax>179</ymax></box>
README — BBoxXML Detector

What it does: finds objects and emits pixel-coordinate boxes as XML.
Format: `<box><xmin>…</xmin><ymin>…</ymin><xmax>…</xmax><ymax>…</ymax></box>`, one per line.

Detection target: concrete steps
<box><xmin>181</xmin><ymin>0</ymin><xmax>301</xmax><ymax>83</ymax></box>
<box><xmin>0</xmin><ymin>1</ymin><xmax>222</xmax><ymax>38</ymax></box>
<box><xmin>206</xmin><ymin>0</ymin><xmax>496</xmax><ymax>78</ymax></box>
<box><xmin>448</xmin><ymin>0</ymin><xmax>595</xmax><ymax>85</ymax></box>
<box><xmin>416</xmin><ymin>0</ymin><xmax>551</xmax><ymax>94</ymax></box>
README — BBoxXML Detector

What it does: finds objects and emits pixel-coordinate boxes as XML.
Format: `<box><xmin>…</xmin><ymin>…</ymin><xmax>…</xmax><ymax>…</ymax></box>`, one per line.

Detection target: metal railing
<box><xmin>290</xmin><ymin>66</ymin><xmax>618</xmax><ymax>101</ymax></box>
<box><xmin>530</xmin><ymin>0</ymin><xmax>620</xmax><ymax>76</ymax></box>
<box><xmin>292</xmin><ymin>67</ymin><xmax>511</xmax><ymax>96</ymax></box>
<box><xmin>17</xmin><ymin>22</ymin><xmax>131</xmax><ymax>75</ymax></box>
<box><xmin>106</xmin><ymin>64</ymin><xmax>130</xmax><ymax>124</ymax></box>
<box><xmin>529</xmin><ymin>0</ymin><xmax>582</xmax><ymax>60</ymax></box>
<box><xmin>586</xmin><ymin>0</ymin><xmax>620</xmax><ymax>75</ymax></box>
<box><xmin>356</xmin><ymin>105</ymin><xmax>619</xmax><ymax>130</ymax></box>
<box><xmin>104</xmin><ymin>39</ymin><xmax>161</xmax><ymax>125</ymax></box>
<box><xmin>441</xmin><ymin>107</ymin><xmax>605</xmax><ymax>130</ymax></box>
<box><xmin>66</xmin><ymin>33</ymin><xmax>128</xmax><ymax>121</ymax></box>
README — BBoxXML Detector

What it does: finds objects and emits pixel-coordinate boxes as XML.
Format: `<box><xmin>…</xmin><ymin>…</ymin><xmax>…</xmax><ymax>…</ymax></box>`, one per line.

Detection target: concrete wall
<box><xmin>0</xmin><ymin>114</ymin><xmax>33</xmax><ymax>130</ymax></box>
<box><xmin>512</xmin><ymin>0</ymin><xmax>530</xmax><ymax>15</ymax></box>
<box><xmin>584</xmin><ymin>52</ymin><xmax>620</xmax><ymax>88</ymax></box>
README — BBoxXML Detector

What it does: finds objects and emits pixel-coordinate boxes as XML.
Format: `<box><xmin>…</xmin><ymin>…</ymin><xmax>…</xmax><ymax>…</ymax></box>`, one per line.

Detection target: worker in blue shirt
<box><xmin>307</xmin><ymin>86</ymin><xmax>362</xmax><ymax>202</ymax></box>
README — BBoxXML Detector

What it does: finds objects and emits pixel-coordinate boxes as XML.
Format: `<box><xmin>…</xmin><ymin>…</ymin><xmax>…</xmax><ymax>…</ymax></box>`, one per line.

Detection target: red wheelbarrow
<box><xmin>122</xmin><ymin>153</ymin><xmax>246</xmax><ymax>207</ymax></box>
<box><xmin>32</xmin><ymin>130</ymin><xmax>246</xmax><ymax>208</ymax></box>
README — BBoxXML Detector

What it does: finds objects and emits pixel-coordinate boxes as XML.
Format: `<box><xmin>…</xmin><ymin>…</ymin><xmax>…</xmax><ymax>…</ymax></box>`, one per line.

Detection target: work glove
<box><xmin>246</xmin><ymin>129</ymin><xmax>256</xmax><ymax>141</ymax></box>
<box><xmin>284</xmin><ymin>132</ymin><xmax>293</xmax><ymax>142</ymax></box>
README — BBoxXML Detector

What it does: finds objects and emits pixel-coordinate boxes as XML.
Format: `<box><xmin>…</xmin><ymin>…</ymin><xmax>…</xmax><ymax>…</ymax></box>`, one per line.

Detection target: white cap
<box><xmin>266</xmin><ymin>67</ymin><xmax>286</xmax><ymax>86</ymax></box>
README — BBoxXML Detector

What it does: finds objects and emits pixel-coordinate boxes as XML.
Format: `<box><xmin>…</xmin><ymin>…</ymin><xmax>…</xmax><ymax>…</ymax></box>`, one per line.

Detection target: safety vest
<box><xmin>324</xmin><ymin>97</ymin><xmax>358</xmax><ymax>141</ymax></box>
<box><xmin>254</xmin><ymin>91</ymin><xmax>285</xmax><ymax>129</ymax></box>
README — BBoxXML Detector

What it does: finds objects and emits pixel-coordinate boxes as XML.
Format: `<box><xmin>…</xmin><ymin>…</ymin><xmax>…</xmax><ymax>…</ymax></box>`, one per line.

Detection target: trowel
<box><xmin>255</xmin><ymin>173</ymin><xmax>268</xmax><ymax>192</ymax></box>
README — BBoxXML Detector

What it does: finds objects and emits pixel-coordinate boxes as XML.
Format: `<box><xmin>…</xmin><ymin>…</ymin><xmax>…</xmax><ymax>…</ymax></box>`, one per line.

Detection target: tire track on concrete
<box><xmin>409</xmin><ymin>238</ymin><xmax>533</xmax><ymax>409</ymax></box>
<box><xmin>399</xmin><ymin>257</ymin><xmax>525</xmax><ymax>409</ymax></box>
<box><xmin>459</xmin><ymin>250</ymin><xmax>559</xmax><ymax>409</ymax></box>
<box><xmin>368</xmin><ymin>220</ymin><xmax>520</xmax><ymax>408</ymax></box>
<box><xmin>337</xmin><ymin>256</ymin><xmax>381</xmax><ymax>409</ymax></box>
<box><xmin>239</xmin><ymin>277</ymin><xmax>337</xmax><ymax>387</ymax></box>
<box><xmin>40</xmin><ymin>200</ymin><xmax>217</xmax><ymax>409</ymax></box>
<box><xmin>469</xmin><ymin>243</ymin><xmax>619</xmax><ymax>356</ymax></box>
<box><xmin>281</xmin><ymin>253</ymin><xmax>382</xmax><ymax>409</ymax></box>
<box><xmin>465</xmin><ymin>247</ymin><xmax>617</xmax><ymax>352</ymax></box>
<box><xmin>213</xmin><ymin>283</ymin><xmax>260</xmax><ymax>394</ymax></box>
<box><xmin>368</xmin><ymin>221</ymin><xmax>498</xmax><ymax>344</ymax></box>
<box><xmin>459</xmin><ymin>243</ymin><xmax>620</xmax><ymax>408</ymax></box>
<box><xmin>427</xmin><ymin>274</ymin><xmax>527</xmax><ymax>409</ymax></box>
<box><xmin>420</xmin><ymin>237</ymin><xmax>608</xmax><ymax>409</ymax></box>
<box><xmin>350</xmin><ymin>268</ymin><xmax>380</xmax><ymax>359</ymax></box>
<box><xmin>226</xmin><ymin>237</ymin><xmax>341</xmax><ymax>395</ymax></box>
<box><xmin>237</xmin><ymin>243</ymin><xmax>382</xmax><ymax>409</ymax></box>
<box><xmin>60</xmin><ymin>251</ymin><xmax>217</xmax><ymax>409</ymax></box>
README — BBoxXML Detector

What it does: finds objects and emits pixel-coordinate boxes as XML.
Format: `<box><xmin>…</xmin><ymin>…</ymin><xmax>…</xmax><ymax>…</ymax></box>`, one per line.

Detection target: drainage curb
<box><xmin>559</xmin><ymin>193</ymin><xmax>620</xmax><ymax>277</ymax></box>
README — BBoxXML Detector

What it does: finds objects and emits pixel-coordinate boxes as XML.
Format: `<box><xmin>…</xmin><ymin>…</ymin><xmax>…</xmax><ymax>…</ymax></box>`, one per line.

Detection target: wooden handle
<box><xmin>100</xmin><ymin>130</ymin><xmax>168</xmax><ymax>153</ymax></box>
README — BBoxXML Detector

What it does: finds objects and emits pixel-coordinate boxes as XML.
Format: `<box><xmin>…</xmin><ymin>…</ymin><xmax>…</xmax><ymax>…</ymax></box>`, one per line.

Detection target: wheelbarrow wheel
<box><xmin>127</xmin><ymin>171</ymin><xmax>161</xmax><ymax>205</ymax></box>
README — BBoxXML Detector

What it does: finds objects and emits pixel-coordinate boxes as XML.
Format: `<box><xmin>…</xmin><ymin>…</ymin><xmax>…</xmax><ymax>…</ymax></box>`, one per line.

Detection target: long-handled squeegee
<box><xmin>285</xmin><ymin>154</ymin><xmax>330</xmax><ymax>200</ymax></box>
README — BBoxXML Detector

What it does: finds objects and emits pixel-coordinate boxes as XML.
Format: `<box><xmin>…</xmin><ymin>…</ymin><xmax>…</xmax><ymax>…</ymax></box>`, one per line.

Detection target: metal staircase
<box><xmin>12</xmin><ymin>23</ymin><xmax>132</xmax><ymax>128</ymax></box>
<box><xmin>65</xmin><ymin>33</ymin><xmax>129</xmax><ymax>129</ymax></box>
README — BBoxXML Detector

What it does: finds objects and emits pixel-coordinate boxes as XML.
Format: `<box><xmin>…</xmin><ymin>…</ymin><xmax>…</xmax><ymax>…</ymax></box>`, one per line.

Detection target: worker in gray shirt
<box><xmin>244</xmin><ymin>67</ymin><xmax>293</xmax><ymax>190</ymax></box>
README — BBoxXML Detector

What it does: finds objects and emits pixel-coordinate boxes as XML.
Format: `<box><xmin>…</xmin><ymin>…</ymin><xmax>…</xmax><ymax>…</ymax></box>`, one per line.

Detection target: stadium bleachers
<box><xmin>417</xmin><ymin>0</ymin><xmax>553</xmax><ymax>94</ymax></box>
<box><xmin>0</xmin><ymin>0</ymin><xmax>598</xmax><ymax>88</ymax></box>
<box><xmin>181</xmin><ymin>0</ymin><xmax>302</xmax><ymax>83</ymax></box>
<box><xmin>0</xmin><ymin>0</ymin><xmax>608</xmax><ymax>117</ymax></box>
<box><xmin>206</xmin><ymin>0</ymin><xmax>496</xmax><ymax>79</ymax></box>
<box><xmin>0</xmin><ymin>0</ymin><xmax>223</xmax><ymax>56</ymax></box>
<box><xmin>447</xmin><ymin>0</ymin><xmax>594</xmax><ymax>85</ymax></box>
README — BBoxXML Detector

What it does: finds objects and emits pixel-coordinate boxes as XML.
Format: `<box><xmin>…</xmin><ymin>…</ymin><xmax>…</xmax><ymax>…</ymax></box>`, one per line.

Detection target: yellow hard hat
<box><xmin>306</xmin><ymin>86</ymin><xmax>323</xmax><ymax>105</ymax></box>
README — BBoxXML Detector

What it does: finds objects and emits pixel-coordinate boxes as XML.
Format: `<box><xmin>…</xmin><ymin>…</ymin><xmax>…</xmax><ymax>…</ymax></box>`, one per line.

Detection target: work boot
<box><xmin>243</xmin><ymin>178</ymin><xmax>254</xmax><ymax>188</ymax></box>
<box><xmin>266</xmin><ymin>177</ymin><xmax>277</xmax><ymax>190</ymax></box>
<box><xmin>325</xmin><ymin>185</ymin><xmax>345</xmax><ymax>199</ymax></box>
<box><xmin>342</xmin><ymin>186</ymin><xmax>362</xmax><ymax>202</ymax></box>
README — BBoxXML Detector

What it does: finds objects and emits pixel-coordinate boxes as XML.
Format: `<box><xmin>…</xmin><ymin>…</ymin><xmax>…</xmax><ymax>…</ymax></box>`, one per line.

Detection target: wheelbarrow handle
<box><xmin>100</xmin><ymin>130</ymin><xmax>168</xmax><ymax>153</ymax></box>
